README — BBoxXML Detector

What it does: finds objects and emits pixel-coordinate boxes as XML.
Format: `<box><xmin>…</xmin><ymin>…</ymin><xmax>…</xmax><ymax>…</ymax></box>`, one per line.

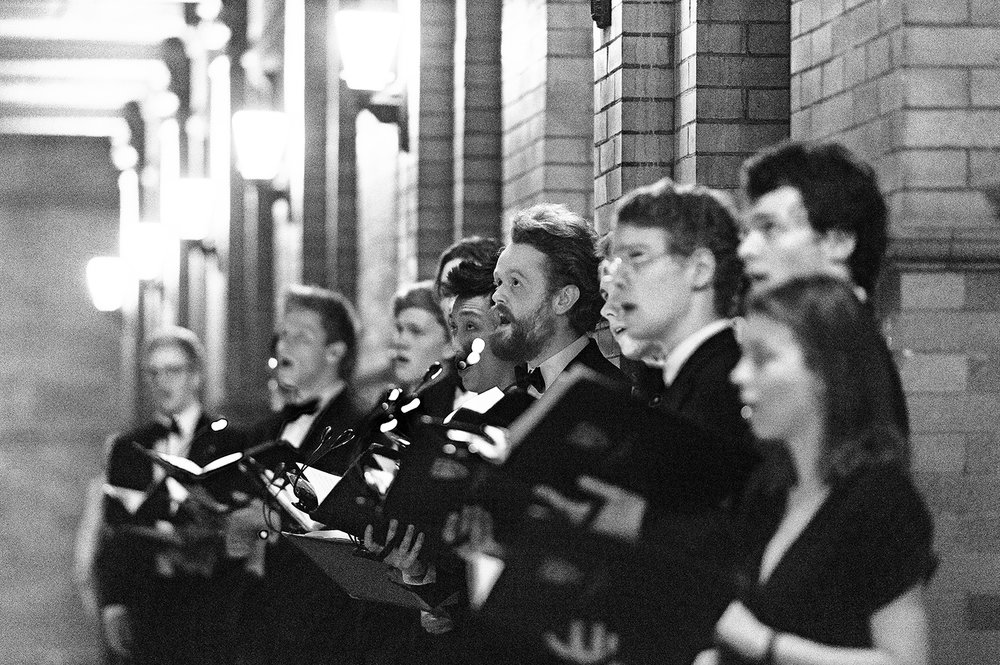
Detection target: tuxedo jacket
<box><xmin>96</xmin><ymin>411</ymin><xmax>235</xmax><ymax>608</ymax></box>
<box><xmin>237</xmin><ymin>388</ymin><xmax>366</xmax><ymax>665</ymax></box>
<box><xmin>245</xmin><ymin>388</ymin><xmax>366</xmax><ymax>476</ymax></box>
<box><xmin>647</xmin><ymin>327</ymin><xmax>759</xmax><ymax>508</ymax></box>
<box><xmin>567</xmin><ymin>337</ymin><xmax>629</xmax><ymax>391</ymax></box>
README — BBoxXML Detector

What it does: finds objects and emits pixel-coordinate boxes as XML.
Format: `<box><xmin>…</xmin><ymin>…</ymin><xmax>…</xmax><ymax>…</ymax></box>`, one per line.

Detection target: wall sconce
<box><xmin>163</xmin><ymin>177</ymin><xmax>214</xmax><ymax>241</ymax></box>
<box><xmin>591</xmin><ymin>0</ymin><xmax>611</xmax><ymax>28</ymax></box>
<box><xmin>232</xmin><ymin>109</ymin><xmax>289</xmax><ymax>181</ymax></box>
<box><xmin>335</xmin><ymin>8</ymin><xmax>402</xmax><ymax>92</ymax></box>
<box><xmin>335</xmin><ymin>4</ymin><xmax>409</xmax><ymax>151</ymax></box>
<box><xmin>122</xmin><ymin>221</ymin><xmax>174</xmax><ymax>282</ymax></box>
<box><xmin>86</xmin><ymin>256</ymin><xmax>129</xmax><ymax>312</ymax></box>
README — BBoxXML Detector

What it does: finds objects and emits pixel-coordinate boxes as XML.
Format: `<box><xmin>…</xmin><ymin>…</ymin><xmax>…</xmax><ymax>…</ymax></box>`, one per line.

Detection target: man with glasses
<box><xmin>94</xmin><ymin>326</ymin><xmax>245</xmax><ymax>664</ymax></box>
<box><xmin>539</xmin><ymin>181</ymin><xmax>757</xmax><ymax>665</ymax></box>
<box><xmin>606</xmin><ymin>177</ymin><xmax>752</xmax><ymax>480</ymax></box>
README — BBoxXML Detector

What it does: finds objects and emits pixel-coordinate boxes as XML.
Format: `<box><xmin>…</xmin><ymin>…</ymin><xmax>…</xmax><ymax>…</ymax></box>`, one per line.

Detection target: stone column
<box><xmin>502</xmin><ymin>0</ymin><xmax>594</xmax><ymax>229</ymax></box>
<box><xmin>791</xmin><ymin>0</ymin><xmax>1000</xmax><ymax>659</ymax></box>
<box><xmin>594</xmin><ymin>0</ymin><xmax>677</xmax><ymax>231</ymax></box>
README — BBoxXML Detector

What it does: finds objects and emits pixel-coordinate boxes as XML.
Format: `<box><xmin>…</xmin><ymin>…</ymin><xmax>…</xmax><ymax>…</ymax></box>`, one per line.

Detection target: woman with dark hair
<box><xmin>696</xmin><ymin>275</ymin><xmax>935</xmax><ymax>665</ymax></box>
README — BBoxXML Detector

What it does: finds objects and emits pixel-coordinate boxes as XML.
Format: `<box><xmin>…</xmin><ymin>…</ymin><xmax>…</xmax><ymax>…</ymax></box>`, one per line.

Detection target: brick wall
<box><xmin>454</xmin><ymin>0</ymin><xmax>504</xmax><ymax>240</ymax></box>
<box><xmin>675</xmin><ymin>0</ymin><xmax>789</xmax><ymax>191</ymax></box>
<box><xmin>502</xmin><ymin>0</ymin><xmax>594</xmax><ymax>231</ymax></box>
<box><xmin>594</xmin><ymin>0</ymin><xmax>677</xmax><ymax>232</ymax></box>
<box><xmin>415</xmin><ymin>0</ymin><xmax>456</xmax><ymax>278</ymax></box>
<box><xmin>0</xmin><ymin>134</ymin><xmax>121</xmax><ymax>664</ymax></box>
<box><xmin>792</xmin><ymin>1</ymin><xmax>1000</xmax><ymax>661</ymax></box>
<box><xmin>594</xmin><ymin>0</ymin><xmax>789</xmax><ymax>229</ymax></box>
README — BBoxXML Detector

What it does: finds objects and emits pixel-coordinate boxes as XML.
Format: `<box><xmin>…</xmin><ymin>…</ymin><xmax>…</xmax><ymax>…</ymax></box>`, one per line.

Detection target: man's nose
<box><xmin>737</xmin><ymin>231</ymin><xmax>760</xmax><ymax>260</ymax></box>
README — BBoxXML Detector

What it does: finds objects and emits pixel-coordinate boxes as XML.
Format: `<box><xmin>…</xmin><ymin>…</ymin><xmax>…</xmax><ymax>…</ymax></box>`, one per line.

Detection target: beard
<box><xmin>490</xmin><ymin>300</ymin><xmax>556</xmax><ymax>364</ymax></box>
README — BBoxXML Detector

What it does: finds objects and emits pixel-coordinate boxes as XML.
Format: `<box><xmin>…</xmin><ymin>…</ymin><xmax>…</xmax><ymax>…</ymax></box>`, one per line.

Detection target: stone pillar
<box><xmin>791</xmin><ymin>0</ymin><xmax>1000</xmax><ymax>659</ymax></box>
<box><xmin>675</xmin><ymin>0</ymin><xmax>790</xmax><ymax>191</ymax></box>
<box><xmin>454</xmin><ymin>0</ymin><xmax>503</xmax><ymax>240</ymax></box>
<box><xmin>502</xmin><ymin>0</ymin><xmax>594</xmax><ymax>229</ymax></box>
<box><xmin>594</xmin><ymin>0</ymin><xmax>677</xmax><ymax>231</ymax></box>
<box><xmin>302</xmin><ymin>0</ymin><xmax>332</xmax><ymax>286</ymax></box>
<box><xmin>415</xmin><ymin>0</ymin><xmax>456</xmax><ymax>278</ymax></box>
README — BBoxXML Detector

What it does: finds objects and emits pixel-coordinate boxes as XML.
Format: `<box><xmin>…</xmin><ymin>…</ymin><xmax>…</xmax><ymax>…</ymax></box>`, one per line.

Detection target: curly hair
<box><xmin>509</xmin><ymin>204</ymin><xmax>602</xmax><ymax>335</ymax></box>
<box><xmin>615</xmin><ymin>177</ymin><xmax>744</xmax><ymax>317</ymax></box>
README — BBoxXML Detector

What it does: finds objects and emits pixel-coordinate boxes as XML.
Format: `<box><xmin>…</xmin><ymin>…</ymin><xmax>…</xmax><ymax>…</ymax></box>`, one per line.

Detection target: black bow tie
<box><xmin>155</xmin><ymin>417</ymin><xmax>181</xmax><ymax>438</ymax></box>
<box><xmin>514</xmin><ymin>364</ymin><xmax>545</xmax><ymax>393</ymax></box>
<box><xmin>280</xmin><ymin>398</ymin><xmax>320</xmax><ymax>423</ymax></box>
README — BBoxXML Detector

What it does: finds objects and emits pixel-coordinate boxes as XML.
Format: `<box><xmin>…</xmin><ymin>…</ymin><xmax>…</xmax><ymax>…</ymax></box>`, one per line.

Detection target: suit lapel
<box><xmin>663</xmin><ymin>328</ymin><xmax>736</xmax><ymax>412</ymax></box>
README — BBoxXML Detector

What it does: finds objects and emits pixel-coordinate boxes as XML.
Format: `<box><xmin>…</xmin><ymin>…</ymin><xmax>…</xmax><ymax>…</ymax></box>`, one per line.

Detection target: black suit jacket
<box><xmin>96</xmin><ymin>411</ymin><xmax>233</xmax><ymax>608</ymax></box>
<box><xmin>651</xmin><ymin>327</ymin><xmax>759</xmax><ymax>507</ymax></box>
<box><xmin>237</xmin><ymin>387</ymin><xmax>365</xmax><ymax>665</ymax></box>
<box><xmin>566</xmin><ymin>337</ymin><xmax>629</xmax><ymax>390</ymax></box>
<box><xmin>246</xmin><ymin>388</ymin><xmax>366</xmax><ymax>476</ymax></box>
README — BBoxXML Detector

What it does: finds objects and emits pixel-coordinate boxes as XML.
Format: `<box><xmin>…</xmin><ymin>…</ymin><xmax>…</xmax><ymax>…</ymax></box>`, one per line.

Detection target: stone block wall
<box><xmin>792</xmin><ymin>0</ymin><xmax>1000</xmax><ymax>661</ymax></box>
<box><xmin>502</xmin><ymin>0</ymin><xmax>594</xmax><ymax>231</ymax></box>
<box><xmin>594</xmin><ymin>0</ymin><xmax>790</xmax><ymax>231</ymax></box>
<box><xmin>594</xmin><ymin>0</ymin><xmax>676</xmax><ymax>232</ymax></box>
<box><xmin>454</xmin><ymin>0</ymin><xmax>504</xmax><ymax>240</ymax></box>
<box><xmin>675</xmin><ymin>0</ymin><xmax>790</xmax><ymax>191</ymax></box>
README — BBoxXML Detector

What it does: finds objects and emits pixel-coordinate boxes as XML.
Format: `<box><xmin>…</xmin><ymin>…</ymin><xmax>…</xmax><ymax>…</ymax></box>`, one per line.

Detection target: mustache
<box><xmin>490</xmin><ymin>303</ymin><xmax>513</xmax><ymax>324</ymax></box>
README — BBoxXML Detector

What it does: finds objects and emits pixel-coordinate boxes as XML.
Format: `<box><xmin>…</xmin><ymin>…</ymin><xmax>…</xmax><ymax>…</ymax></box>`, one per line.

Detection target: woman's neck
<box><xmin>787</xmin><ymin>419</ymin><xmax>826</xmax><ymax>496</ymax></box>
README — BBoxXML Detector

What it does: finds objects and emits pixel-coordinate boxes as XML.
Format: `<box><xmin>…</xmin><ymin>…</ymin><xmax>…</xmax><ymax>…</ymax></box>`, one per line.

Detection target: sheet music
<box><xmin>260</xmin><ymin>465</ymin><xmax>343</xmax><ymax>532</ymax></box>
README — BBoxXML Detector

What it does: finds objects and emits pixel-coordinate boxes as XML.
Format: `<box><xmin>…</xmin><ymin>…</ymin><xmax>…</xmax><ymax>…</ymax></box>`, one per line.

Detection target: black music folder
<box><xmin>285</xmin><ymin>531</ymin><xmax>431</xmax><ymax>611</ymax></box>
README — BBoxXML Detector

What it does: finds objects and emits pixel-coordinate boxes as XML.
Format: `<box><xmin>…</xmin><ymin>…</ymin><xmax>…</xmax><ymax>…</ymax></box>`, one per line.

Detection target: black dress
<box><xmin>731</xmin><ymin>464</ymin><xmax>936</xmax><ymax>657</ymax></box>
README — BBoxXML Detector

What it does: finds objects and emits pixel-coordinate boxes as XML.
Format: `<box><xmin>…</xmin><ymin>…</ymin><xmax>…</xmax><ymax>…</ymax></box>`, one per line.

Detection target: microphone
<box><xmin>303</xmin><ymin>426</ymin><xmax>354</xmax><ymax>468</ymax></box>
<box><xmin>292</xmin><ymin>475</ymin><xmax>319</xmax><ymax>512</ymax></box>
<box><xmin>306</xmin><ymin>362</ymin><xmax>446</xmax><ymax>469</ymax></box>
<box><xmin>456</xmin><ymin>338</ymin><xmax>486</xmax><ymax>370</ymax></box>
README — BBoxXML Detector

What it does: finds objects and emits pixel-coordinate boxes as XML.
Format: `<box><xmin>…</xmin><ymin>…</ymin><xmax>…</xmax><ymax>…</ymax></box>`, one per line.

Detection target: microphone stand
<box><xmin>292</xmin><ymin>362</ymin><xmax>448</xmax><ymax>513</ymax></box>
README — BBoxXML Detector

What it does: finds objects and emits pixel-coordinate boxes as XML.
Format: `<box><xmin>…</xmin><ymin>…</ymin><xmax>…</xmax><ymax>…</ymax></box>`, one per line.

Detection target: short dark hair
<box><xmin>615</xmin><ymin>178</ymin><xmax>744</xmax><ymax>318</ymax></box>
<box><xmin>144</xmin><ymin>326</ymin><xmax>205</xmax><ymax>371</ymax></box>
<box><xmin>746</xmin><ymin>275</ymin><xmax>908</xmax><ymax>486</ymax></box>
<box><xmin>393</xmin><ymin>281</ymin><xmax>450</xmax><ymax>340</ymax></box>
<box><xmin>741</xmin><ymin>140</ymin><xmax>888</xmax><ymax>294</ymax></box>
<box><xmin>442</xmin><ymin>258</ymin><xmax>497</xmax><ymax>301</ymax></box>
<box><xmin>509</xmin><ymin>203</ymin><xmax>602</xmax><ymax>335</ymax></box>
<box><xmin>285</xmin><ymin>284</ymin><xmax>360</xmax><ymax>380</ymax></box>
<box><xmin>435</xmin><ymin>236</ymin><xmax>503</xmax><ymax>297</ymax></box>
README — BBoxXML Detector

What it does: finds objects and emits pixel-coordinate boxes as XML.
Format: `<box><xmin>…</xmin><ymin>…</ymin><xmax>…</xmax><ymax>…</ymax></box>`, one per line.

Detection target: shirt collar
<box><xmin>662</xmin><ymin>319</ymin><xmax>732</xmax><ymax>386</ymax></box>
<box><xmin>312</xmin><ymin>380</ymin><xmax>346</xmax><ymax>413</ymax></box>
<box><xmin>158</xmin><ymin>403</ymin><xmax>201</xmax><ymax>440</ymax></box>
<box><xmin>532</xmin><ymin>334</ymin><xmax>590</xmax><ymax>393</ymax></box>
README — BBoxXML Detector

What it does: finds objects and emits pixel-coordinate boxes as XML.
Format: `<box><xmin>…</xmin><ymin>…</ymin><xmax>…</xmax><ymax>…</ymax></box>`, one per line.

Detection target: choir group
<box><xmin>81</xmin><ymin>139</ymin><xmax>936</xmax><ymax>665</ymax></box>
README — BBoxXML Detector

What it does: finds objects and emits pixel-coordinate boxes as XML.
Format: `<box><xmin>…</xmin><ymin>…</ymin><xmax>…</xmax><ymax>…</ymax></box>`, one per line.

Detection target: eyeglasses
<box><xmin>602</xmin><ymin>250</ymin><xmax>679</xmax><ymax>277</ymax></box>
<box><xmin>144</xmin><ymin>363</ymin><xmax>192</xmax><ymax>379</ymax></box>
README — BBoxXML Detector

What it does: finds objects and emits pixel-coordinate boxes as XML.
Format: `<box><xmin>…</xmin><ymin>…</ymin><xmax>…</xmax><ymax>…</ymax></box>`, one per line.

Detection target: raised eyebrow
<box><xmin>611</xmin><ymin>240</ymin><xmax>650</xmax><ymax>253</ymax></box>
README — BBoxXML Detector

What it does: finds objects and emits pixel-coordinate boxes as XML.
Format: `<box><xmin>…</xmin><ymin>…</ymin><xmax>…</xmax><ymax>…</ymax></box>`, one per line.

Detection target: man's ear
<box><xmin>688</xmin><ymin>247</ymin><xmax>716</xmax><ymax>291</ymax></box>
<box><xmin>820</xmin><ymin>229</ymin><xmax>856</xmax><ymax>266</ymax></box>
<box><xmin>325</xmin><ymin>340</ymin><xmax>347</xmax><ymax>366</ymax></box>
<box><xmin>552</xmin><ymin>284</ymin><xmax>581</xmax><ymax>316</ymax></box>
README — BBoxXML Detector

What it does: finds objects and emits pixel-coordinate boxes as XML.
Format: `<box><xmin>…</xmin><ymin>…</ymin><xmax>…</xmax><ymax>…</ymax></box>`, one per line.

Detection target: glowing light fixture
<box><xmin>122</xmin><ymin>222</ymin><xmax>173</xmax><ymax>281</ymax></box>
<box><xmin>232</xmin><ymin>109</ymin><xmax>288</xmax><ymax>181</ymax></box>
<box><xmin>162</xmin><ymin>177</ymin><xmax>214</xmax><ymax>240</ymax></box>
<box><xmin>334</xmin><ymin>9</ymin><xmax>402</xmax><ymax>91</ymax></box>
<box><xmin>86</xmin><ymin>256</ymin><xmax>128</xmax><ymax>312</ymax></box>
